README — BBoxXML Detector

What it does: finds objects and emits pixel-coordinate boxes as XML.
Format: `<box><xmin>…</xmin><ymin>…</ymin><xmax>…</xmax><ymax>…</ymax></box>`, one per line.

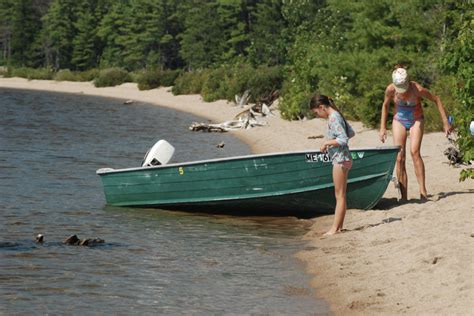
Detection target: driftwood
<box><xmin>189</xmin><ymin>123</ymin><xmax>229</xmax><ymax>132</ymax></box>
<box><xmin>191</xmin><ymin>90</ymin><xmax>279</xmax><ymax>133</ymax></box>
<box><xmin>235</xmin><ymin>89</ymin><xmax>251</xmax><ymax>107</ymax></box>
<box><xmin>189</xmin><ymin>117</ymin><xmax>268</xmax><ymax>133</ymax></box>
<box><xmin>255</xmin><ymin>90</ymin><xmax>279</xmax><ymax>108</ymax></box>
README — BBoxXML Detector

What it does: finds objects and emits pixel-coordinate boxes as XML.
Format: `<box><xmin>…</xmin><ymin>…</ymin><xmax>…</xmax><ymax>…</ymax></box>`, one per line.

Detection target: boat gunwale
<box><xmin>97</xmin><ymin>146</ymin><xmax>401</xmax><ymax>175</ymax></box>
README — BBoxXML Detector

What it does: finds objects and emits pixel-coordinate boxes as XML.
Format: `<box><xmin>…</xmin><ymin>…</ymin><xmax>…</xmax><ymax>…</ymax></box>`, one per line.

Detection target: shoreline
<box><xmin>1</xmin><ymin>78</ymin><xmax>472</xmax><ymax>315</ymax></box>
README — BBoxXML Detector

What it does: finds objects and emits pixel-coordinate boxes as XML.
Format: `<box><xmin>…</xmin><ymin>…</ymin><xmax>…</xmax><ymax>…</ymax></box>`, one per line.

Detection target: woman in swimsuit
<box><xmin>379</xmin><ymin>65</ymin><xmax>451</xmax><ymax>201</ymax></box>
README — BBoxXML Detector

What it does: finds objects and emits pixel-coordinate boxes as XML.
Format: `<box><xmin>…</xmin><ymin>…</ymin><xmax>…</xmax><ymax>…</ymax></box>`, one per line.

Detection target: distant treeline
<box><xmin>0</xmin><ymin>1</ymin><xmax>471</xmax><ymax>125</ymax></box>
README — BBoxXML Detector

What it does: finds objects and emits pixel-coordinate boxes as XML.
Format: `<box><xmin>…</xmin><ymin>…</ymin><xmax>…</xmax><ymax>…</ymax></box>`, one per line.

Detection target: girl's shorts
<box><xmin>334</xmin><ymin>160</ymin><xmax>353</xmax><ymax>170</ymax></box>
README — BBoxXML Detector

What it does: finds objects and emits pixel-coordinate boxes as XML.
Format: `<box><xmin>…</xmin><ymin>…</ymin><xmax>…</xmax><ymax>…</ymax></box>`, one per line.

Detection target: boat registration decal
<box><xmin>351</xmin><ymin>152</ymin><xmax>365</xmax><ymax>160</ymax></box>
<box><xmin>305</xmin><ymin>153</ymin><xmax>331</xmax><ymax>163</ymax></box>
<box><xmin>178</xmin><ymin>167</ymin><xmax>184</xmax><ymax>175</ymax></box>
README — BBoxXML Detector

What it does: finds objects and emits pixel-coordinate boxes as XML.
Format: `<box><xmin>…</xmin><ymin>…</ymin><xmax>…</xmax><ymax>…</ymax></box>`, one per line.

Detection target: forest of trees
<box><xmin>0</xmin><ymin>0</ymin><xmax>472</xmax><ymax>178</ymax></box>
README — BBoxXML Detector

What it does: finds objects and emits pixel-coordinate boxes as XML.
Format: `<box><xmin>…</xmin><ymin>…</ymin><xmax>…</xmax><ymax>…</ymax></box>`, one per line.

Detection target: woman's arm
<box><xmin>379</xmin><ymin>86</ymin><xmax>393</xmax><ymax>143</ymax></box>
<box><xmin>416</xmin><ymin>83</ymin><xmax>452</xmax><ymax>136</ymax></box>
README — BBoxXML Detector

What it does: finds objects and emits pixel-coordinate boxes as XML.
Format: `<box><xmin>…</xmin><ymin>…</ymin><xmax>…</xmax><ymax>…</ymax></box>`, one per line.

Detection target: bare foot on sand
<box><xmin>323</xmin><ymin>230</ymin><xmax>341</xmax><ymax>237</ymax></box>
<box><xmin>420</xmin><ymin>194</ymin><xmax>429</xmax><ymax>202</ymax></box>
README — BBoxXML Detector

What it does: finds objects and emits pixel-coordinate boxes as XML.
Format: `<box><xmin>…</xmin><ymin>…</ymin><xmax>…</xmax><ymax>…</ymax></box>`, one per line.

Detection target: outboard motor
<box><xmin>142</xmin><ymin>140</ymin><xmax>175</xmax><ymax>167</ymax></box>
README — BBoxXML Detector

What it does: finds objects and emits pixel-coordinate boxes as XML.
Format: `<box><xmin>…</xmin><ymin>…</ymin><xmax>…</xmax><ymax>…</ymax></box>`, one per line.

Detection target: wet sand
<box><xmin>1</xmin><ymin>77</ymin><xmax>472</xmax><ymax>315</ymax></box>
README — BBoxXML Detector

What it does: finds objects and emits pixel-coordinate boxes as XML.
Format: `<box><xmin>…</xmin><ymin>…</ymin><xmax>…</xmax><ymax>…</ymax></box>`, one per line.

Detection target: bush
<box><xmin>201</xmin><ymin>66</ymin><xmax>231</xmax><ymax>102</ymax></box>
<box><xmin>172</xmin><ymin>70</ymin><xmax>209</xmax><ymax>95</ymax></box>
<box><xmin>76</xmin><ymin>69</ymin><xmax>99</xmax><ymax>81</ymax></box>
<box><xmin>0</xmin><ymin>66</ymin><xmax>7</xmax><ymax>77</ymax></box>
<box><xmin>160</xmin><ymin>69</ymin><xmax>181</xmax><ymax>87</ymax></box>
<box><xmin>248</xmin><ymin>65</ymin><xmax>283</xmax><ymax>102</ymax></box>
<box><xmin>5</xmin><ymin>67</ymin><xmax>54</xmax><ymax>80</ymax></box>
<box><xmin>226</xmin><ymin>63</ymin><xmax>255</xmax><ymax>100</ymax></box>
<box><xmin>93</xmin><ymin>68</ymin><xmax>130</xmax><ymax>87</ymax></box>
<box><xmin>54</xmin><ymin>69</ymin><xmax>76</xmax><ymax>81</ymax></box>
<box><xmin>136</xmin><ymin>69</ymin><xmax>181</xmax><ymax>90</ymax></box>
<box><xmin>137</xmin><ymin>69</ymin><xmax>161</xmax><ymax>90</ymax></box>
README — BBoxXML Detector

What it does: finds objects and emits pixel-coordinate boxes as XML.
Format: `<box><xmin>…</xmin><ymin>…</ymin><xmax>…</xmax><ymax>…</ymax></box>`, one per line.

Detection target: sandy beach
<box><xmin>1</xmin><ymin>78</ymin><xmax>472</xmax><ymax>315</ymax></box>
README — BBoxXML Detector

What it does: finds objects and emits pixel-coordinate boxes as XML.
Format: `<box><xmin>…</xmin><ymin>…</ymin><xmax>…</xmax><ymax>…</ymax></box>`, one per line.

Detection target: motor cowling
<box><xmin>142</xmin><ymin>140</ymin><xmax>175</xmax><ymax>167</ymax></box>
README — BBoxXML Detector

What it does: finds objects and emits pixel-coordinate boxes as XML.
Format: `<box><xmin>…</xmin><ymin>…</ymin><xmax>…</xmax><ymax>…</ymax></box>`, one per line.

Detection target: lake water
<box><xmin>0</xmin><ymin>88</ymin><xmax>329</xmax><ymax>315</ymax></box>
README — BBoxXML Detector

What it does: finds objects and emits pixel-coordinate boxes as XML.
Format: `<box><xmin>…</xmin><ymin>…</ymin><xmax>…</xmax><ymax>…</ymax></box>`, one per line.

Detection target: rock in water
<box><xmin>35</xmin><ymin>234</ymin><xmax>44</xmax><ymax>243</ymax></box>
<box><xmin>79</xmin><ymin>238</ymin><xmax>105</xmax><ymax>247</ymax></box>
<box><xmin>64</xmin><ymin>235</ymin><xmax>80</xmax><ymax>245</ymax></box>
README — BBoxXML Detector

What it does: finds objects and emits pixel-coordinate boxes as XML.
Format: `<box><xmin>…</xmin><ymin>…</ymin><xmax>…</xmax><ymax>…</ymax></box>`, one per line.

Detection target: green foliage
<box><xmin>172</xmin><ymin>63</ymin><xmax>283</xmax><ymax>103</ymax></box>
<box><xmin>440</xmin><ymin>2</ymin><xmax>473</xmax><ymax>181</ymax></box>
<box><xmin>248</xmin><ymin>0</ymin><xmax>288</xmax><ymax>66</ymax></box>
<box><xmin>41</xmin><ymin>0</ymin><xmax>79</xmax><ymax>69</ymax></box>
<box><xmin>71</xmin><ymin>1</ymin><xmax>99</xmax><ymax>70</ymax></box>
<box><xmin>178</xmin><ymin>2</ymin><xmax>226</xmax><ymax>69</ymax></box>
<box><xmin>96</xmin><ymin>3</ymin><xmax>129</xmax><ymax>69</ymax></box>
<box><xmin>136</xmin><ymin>69</ymin><xmax>180</xmax><ymax>90</ymax></box>
<box><xmin>279</xmin><ymin>0</ymin><xmax>454</xmax><ymax>127</ymax></box>
<box><xmin>137</xmin><ymin>69</ymin><xmax>161</xmax><ymax>90</ymax></box>
<box><xmin>9</xmin><ymin>0</ymin><xmax>43</xmax><ymax>67</ymax></box>
<box><xmin>93</xmin><ymin>67</ymin><xmax>130</xmax><ymax>87</ymax></box>
<box><xmin>172</xmin><ymin>70</ymin><xmax>209</xmax><ymax>95</ymax></box>
<box><xmin>201</xmin><ymin>66</ymin><xmax>231</xmax><ymax>102</ymax></box>
<box><xmin>247</xmin><ymin>65</ymin><xmax>283</xmax><ymax>102</ymax></box>
<box><xmin>160</xmin><ymin>69</ymin><xmax>181</xmax><ymax>87</ymax></box>
<box><xmin>53</xmin><ymin>69</ymin><xmax>98</xmax><ymax>82</ymax></box>
<box><xmin>5</xmin><ymin>67</ymin><xmax>54</xmax><ymax>80</ymax></box>
<box><xmin>54</xmin><ymin>69</ymin><xmax>76</xmax><ymax>81</ymax></box>
<box><xmin>199</xmin><ymin>63</ymin><xmax>283</xmax><ymax>102</ymax></box>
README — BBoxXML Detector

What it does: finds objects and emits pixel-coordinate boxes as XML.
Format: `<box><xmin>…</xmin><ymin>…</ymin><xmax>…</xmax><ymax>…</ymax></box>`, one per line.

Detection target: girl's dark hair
<box><xmin>309</xmin><ymin>94</ymin><xmax>350</xmax><ymax>134</ymax></box>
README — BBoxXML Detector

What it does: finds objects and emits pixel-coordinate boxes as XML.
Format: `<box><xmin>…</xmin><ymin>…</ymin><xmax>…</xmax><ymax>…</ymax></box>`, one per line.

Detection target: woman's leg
<box><xmin>324</xmin><ymin>164</ymin><xmax>350</xmax><ymax>235</ymax></box>
<box><xmin>392</xmin><ymin>119</ymin><xmax>408</xmax><ymax>200</ymax></box>
<box><xmin>409</xmin><ymin>120</ymin><xmax>428</xmax><ymax>199</ymax></box>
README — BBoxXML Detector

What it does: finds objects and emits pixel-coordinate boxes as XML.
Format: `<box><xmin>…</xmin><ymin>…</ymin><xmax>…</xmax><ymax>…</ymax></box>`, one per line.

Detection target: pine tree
<box><xmin>119</xmin><ymin>0</ymin><xmax>166</xmax><ymax>70</ymax></box>
<box><xmin>178</xmin><ymin>1</ymin><xmax>227</xmax><ymax>69</ymax></box>
<box><xmin>217</xmin><ymin>0</ymin><xmax>256</xmax><ymax>61</ymax></box>
<box><xmin>248</xmin><ymin>0</ymin><xmax>287</xmax><ymax>66</ymax></box>
<box><xmin>154</xmin><ymin>0</ymin><xmax>185</xmax><ymax>69</ymax></box>
<box><xmin>41</xmin><ymin>0</ymin><xmax>79</xmax><ymax>69</ymax></box>
<box><xmin>71</xmin><ymin>1</ymin><xmax>97</xmax><ymax>70</ymax></box>
<box><xmin>0</xmin><ymin>0</ymin><xmax>15</xmax><ymax>64</ymax></box>
<box><xmin>10</xmin><ymin>0</ymin><xmax>43</xmax><ymax>66</ymax></box>
<box><xmin>97</xmin><ymin>1</ymin><xmax>130</xmax><ymax>68</ymax></box>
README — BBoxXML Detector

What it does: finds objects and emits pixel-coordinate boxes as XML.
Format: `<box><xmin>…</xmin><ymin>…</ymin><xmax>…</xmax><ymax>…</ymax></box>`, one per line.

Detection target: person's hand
<box><xmin>320</xmin><ymin>142</ymin><xmax>329</xmax><ymax>153</ymax></box>
<box><xmin>379</xmin><ymin>128</ymin><xmax>387</xmax><ymax>143</ymax></box>
<box><xmin>443</xmin><ymin>122</ymin><xmax>453</xmax><ymax>137</ymax></box>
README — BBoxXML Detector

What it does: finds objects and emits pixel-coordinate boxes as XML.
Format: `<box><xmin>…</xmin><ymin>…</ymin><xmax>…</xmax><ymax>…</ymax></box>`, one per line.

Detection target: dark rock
<box><xmin>35</xmin><ymin>234</ymin><xmax>44</xmax><ymax>243</ymax></box>
<box><xmin>64</xmin><ymin>235</ymin><xmax>80</xmax><ymax>245</ymax></box>
<box><xmin>79</xmin><ymin>238</ymin><xmax>105</xmax><ymax>247</ymax></box>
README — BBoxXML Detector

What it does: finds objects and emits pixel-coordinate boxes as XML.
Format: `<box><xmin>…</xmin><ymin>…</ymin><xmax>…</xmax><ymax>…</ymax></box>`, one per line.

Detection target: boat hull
<box><xmin>97</xmin><ymin>147</ymin><xmax>399</xmax><ymax>215</ymax></box>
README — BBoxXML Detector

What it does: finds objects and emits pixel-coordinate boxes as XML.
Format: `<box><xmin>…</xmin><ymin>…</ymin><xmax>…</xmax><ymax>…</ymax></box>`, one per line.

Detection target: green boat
<box><xmin>97</xmin><ymin>145</ymin><xmax>399</xmax><ymax>216</ymax></box>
